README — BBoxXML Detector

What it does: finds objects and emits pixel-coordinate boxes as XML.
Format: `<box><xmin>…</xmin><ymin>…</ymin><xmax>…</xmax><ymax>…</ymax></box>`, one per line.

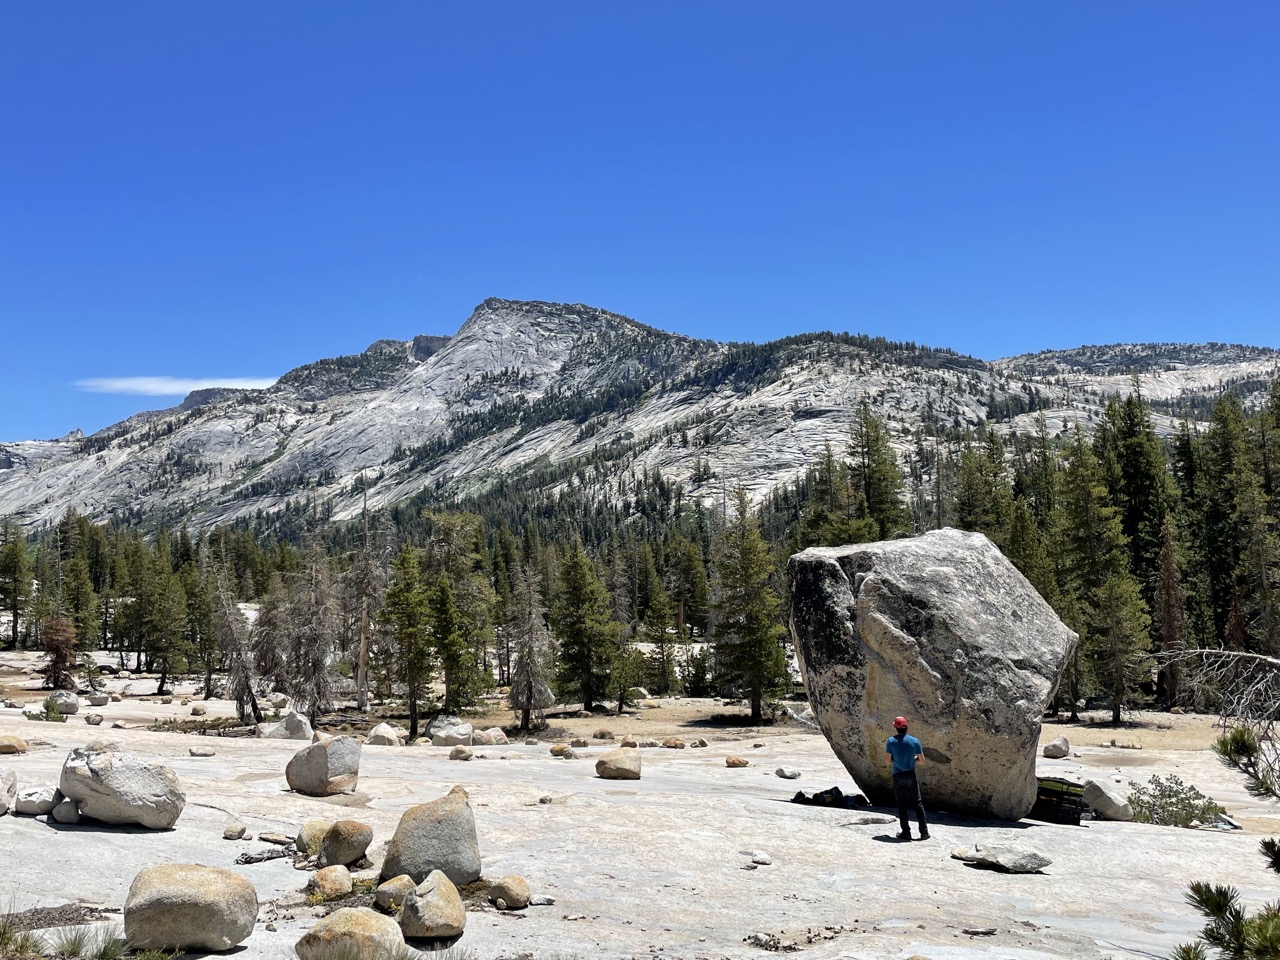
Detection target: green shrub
<box><xmin>1129</xmin><ymin>774</ymin><xmax>1225</xmax><ymax>828</ymax></box>
<box><xmin>26</xmin><ymin>697</ymin><xmax>68</xmax><ymax>723</ymax></box>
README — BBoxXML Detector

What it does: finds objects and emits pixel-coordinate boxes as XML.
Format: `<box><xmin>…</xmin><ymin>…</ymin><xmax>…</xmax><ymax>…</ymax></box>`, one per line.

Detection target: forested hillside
<box><xmin>2</xmin><ymin>377</ymin><xmax>1276</xmax><ymax>728</ymax></box>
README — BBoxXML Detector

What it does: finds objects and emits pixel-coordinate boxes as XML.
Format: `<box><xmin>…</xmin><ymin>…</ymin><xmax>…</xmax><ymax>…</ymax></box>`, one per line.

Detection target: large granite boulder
<box><xmin>124</xmin><ymin>864</ymin><xmax>258</xmax><ymax>951</ymax></box>
<box><xmin>787</xmin><ymin>529</ymin><xmax>1077</xmax><ymax>820</ymax></box>
<box><xmin>286</xmin><ymin>737</ymin><xmax>360</xmax><ymax>796</ymax></box>
<box><xmin>59</xmin><ymin>740</ymin><xmax>186</xmax><ymax>828</ymax></box>
<box><xmin>381</xmin><ymin>785</ymin><xmax>481</xmax><ymax>885</ymax></box>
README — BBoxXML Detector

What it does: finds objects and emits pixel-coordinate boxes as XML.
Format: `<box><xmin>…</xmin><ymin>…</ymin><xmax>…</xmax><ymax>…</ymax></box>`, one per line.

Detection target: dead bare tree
<box><xmin>1168</xmin><ymin>648</ymin><xmax>1280</xmax><ymax>799</ymax></box>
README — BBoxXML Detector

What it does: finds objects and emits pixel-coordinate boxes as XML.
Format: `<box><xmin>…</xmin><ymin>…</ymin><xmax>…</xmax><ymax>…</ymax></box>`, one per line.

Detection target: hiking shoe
<box><xmin>917</xmin><ymin>831</ymin><xmax>930</xmax><ymax>841</ymax></box>
<box><xmin>896</xmin><ymin>830</ymin><xmax>912</xmax><ymax>840</ymax></box>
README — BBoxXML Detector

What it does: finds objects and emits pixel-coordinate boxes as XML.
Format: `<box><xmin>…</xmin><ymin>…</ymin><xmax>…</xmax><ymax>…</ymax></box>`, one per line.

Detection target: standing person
<box><xmin>885</xmin><ymin>715</ymin><xmax>930</xmax><ymax>840</ymax></box>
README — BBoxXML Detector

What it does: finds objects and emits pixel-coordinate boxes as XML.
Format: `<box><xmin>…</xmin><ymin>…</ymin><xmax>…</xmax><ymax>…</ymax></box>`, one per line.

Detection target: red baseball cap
<box><xmin>893</xmin><ymin>716</ymin><xmax>909</xmax><ymax>729</ymax></box>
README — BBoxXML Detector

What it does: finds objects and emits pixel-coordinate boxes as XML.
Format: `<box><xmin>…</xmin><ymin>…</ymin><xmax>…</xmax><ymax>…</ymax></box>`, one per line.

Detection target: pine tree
<box><xmin>551</xmin><ymin>543</ymin><xmax>619</xmax><ymax>712</ymax></box>
<box><xmin>1154</xmin><ymin>518</ymin><xmax>1190</xmax><ymax>708</ymax></box>
<box><xmin>0</xmin><ymin>519</ymin><xmax>32</xmax><ymax>650</ymax></box>
<box><xmin>431</xmin><ymin>574</ymin><xmax>481</xmax><ymax>712</ymax></box>
<box><xmin>143</xmin><ymin>558</ymin><xmax>189</xmax><ymax>696</ymax></box>
<box><xmin>1057</xmin><ymin>428</ymin><xmax>1152</xmax><ymax>723</ymax></box>
<box><xmin>380</xmin><ymin>544</ymin><xmax>433</xmax><ymax>739</ymax></box>
<box><xmin>847</xmin><ymin>402</ymin><xmax>910</xmax><ymax>539</ymax></box>
<box><xmin>714</xmin><ymin>488</ymin><xmax>787</xmax><ymax>722</ymax></box>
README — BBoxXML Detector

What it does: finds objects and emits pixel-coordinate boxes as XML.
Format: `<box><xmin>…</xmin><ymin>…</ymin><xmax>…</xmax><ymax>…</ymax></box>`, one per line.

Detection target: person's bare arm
<box><xmin>915</xmin><ymin>751</ymin><xmax>926</xmax><ymax>764</ymax></box>
<box><xmin>885</xmin><ymin>752</ymin><xmax>894</xmax><ymax>769</ymax></box>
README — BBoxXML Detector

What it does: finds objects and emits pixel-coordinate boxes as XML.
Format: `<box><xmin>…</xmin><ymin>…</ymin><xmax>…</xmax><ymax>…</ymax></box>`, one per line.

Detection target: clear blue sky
<box><xmin>2</xmin><ymin>2</ymin><xmax>1277</xmax><ymax>441</ymax></box>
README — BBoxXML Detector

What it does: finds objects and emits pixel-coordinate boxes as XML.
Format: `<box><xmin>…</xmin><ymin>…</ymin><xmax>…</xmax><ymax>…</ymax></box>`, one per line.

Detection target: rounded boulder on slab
<box><xmin>381</xmin><ymin>785</ymin><xmax>481</xmax><ymax>885</ymax></box>
<box><xmin>296</xmin><ymin>907</ymin><xmax>404</xmax><ymax>960</ymax></box>
<box><xmin>296</xmin><ymin>818</ymin><xmax>333</xmax><ymax>856</ymax></box>
<box><xmin>59</xmin><ymin>741</ymin><xmax>186</xmax><ymax>829</ymax></box>
<box><xmin>374</xmin><ymin>874</ymin><xmax>415</xmax><ymax>912</ymax></box>
<box><xmin>308</xmin><ymin>865</ymin><xmax>353</xmax><ymax>901</ymax></box>
<box><xmin>124</xmin><ymin>864</ymin><xmax>258</xmax><ymax>951</ymax></box>
<box><xmin>488</xmin><ymin>875</ymin><xmax>530</xmax><ymax>910</ymax></box>
<box><xmin>787</xmin><ymin>529</ymin><xmax>1078</xmax><ymax>821</ymax></box>
<box><xmin>285</xmin><ymin>736</ymin><xmax>361</xmax><ymax>797</ymax></box>
<box><xmin>321</xmin><ymin>819</ymin><xmax>373</xmax><ymax>867</ymax></box>
<box><xmin>1043</xmin><ymin>736</ymin><xmax>1070</xmax><ymax>759</ymax></box>
<box><xmin>365</xmin><ymin>722</ymin><xmax>399</xmax><ymax>746</ymax></box>
<box><xmin>399</xmin><ymin>870</ymin><xmax>465</xmax><ymax>939</ymax></box>
<box><xmin>48</xmin><ymin>690</ymin><xmax>79</xmax><ymax>715</ymax></box>
<box><xmin>595</xmin><ymin>747</ymin><xmax>641</xmax><ymax>780</ymax></box>
<box><xmin>430</xmin><ymin>722</ymin><xmax>473</xmax><ymax>747</ymax></box>
<box><xmin>726</xmin><ymin>756</ymin><xmax>749</xmax><ymax>768</ymax></box>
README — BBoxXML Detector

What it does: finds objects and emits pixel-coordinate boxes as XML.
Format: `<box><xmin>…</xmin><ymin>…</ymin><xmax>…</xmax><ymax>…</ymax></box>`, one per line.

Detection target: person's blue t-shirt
<box><xmin>886</xmin><ymin>733</ymin><xmax>922</xmax><ymax>773</ymax></box>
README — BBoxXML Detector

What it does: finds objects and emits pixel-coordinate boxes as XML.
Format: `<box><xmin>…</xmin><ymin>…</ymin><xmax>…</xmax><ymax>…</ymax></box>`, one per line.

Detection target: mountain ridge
<box><xmin>0</xmin><ymin>298</ymin><xmax>1275</xmax><ymax>533</ymax></box>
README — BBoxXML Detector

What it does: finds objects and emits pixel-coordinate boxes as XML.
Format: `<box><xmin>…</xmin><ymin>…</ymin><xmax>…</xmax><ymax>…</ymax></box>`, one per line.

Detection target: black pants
<box><xmin>892</xmin><ymin>770</ymin><xmax>928</xmax><ymax>834</ymax></box>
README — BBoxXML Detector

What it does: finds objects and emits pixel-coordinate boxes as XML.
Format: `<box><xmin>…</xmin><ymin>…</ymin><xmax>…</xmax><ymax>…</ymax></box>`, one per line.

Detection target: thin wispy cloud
<box><xmin>75</xmin><ymin>376</ymin><xmax>277</xmax><ymax>396</ymax></box>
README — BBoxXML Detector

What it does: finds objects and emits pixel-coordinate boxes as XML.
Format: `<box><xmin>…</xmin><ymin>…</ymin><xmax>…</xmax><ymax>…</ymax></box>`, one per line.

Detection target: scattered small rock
<box><xmin>449</xmin><ymin>746</ymin><xmax>473</xmax><ymax>761</ymax></box>
<box><xmin>223</xmin><ymin>822</ymin><xmax>247</xmax><ymax>841</ymax></box>
<box><xmin>775</xmin><ymin>766</ymin><xmax>802</xmax><ymax>780</ymax></box>
<box><xmin>726</xmin><ymin>756</ymin><xmax>749</xmax><ymax>768</ymax></box>
<box><xmin>189</xmin><ymin>746</ymin><xmax>216</xmax><ymax>757</ymax></box>
<box><xmin>951</xmin><ymin>843</ymin><xmax>1052</xmax><ymax>873</ymax></box>
<box><xmin>190</xmin><ymin>705</ymin><xmax>207</xmax><ymax>717</ymax></box>
<box><xmin>662</xmin><ymin>737</ymin><xmax>686</xmax><ymax>749</ymax></box>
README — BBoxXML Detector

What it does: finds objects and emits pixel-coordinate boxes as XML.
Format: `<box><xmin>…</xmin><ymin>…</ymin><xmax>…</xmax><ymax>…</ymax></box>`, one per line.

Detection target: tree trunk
<box><xmin>407</xmin><ymin>680</ymin><xmax>419</xmax><ymax>741</ymax></box>
<box><xmin>750</xmin><ymin>684</ymin><xmax>763</xmax><ymax>723</ymax></box>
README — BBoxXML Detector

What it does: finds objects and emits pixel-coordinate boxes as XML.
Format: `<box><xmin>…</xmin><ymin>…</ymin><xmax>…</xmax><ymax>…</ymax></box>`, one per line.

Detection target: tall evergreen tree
<box><xmin>380</xmin><ymin>544</ymin><xmax>432</xmax><ymax>739</ymax></box>
<box><xmin>1057</xmin><ymin>428</ymin><xmax>1152</xmax><ymax>723</ymax></box>
<box><xmin>551</xmin><ymin>543</ymin><xmax>618</xmax><ymax>712</ymax></box>
<box><xmin>1154</xmin><ymin>518</ymin><xmax>1190</xmax><ymax>708</ymax></box>
<box><xmin>0</xmin><ymin>519</ymin><xmax>32</xmax><ymax>650</ymax></box>
<box><xmin>714</xmin><ymin>488</ymin><xmax>787</xmax><ymax>722</ymax></box>
<box><xmin>847</xmin><ymin>402</ymin><xmax>910</xmax><ymax>539</ymax></box>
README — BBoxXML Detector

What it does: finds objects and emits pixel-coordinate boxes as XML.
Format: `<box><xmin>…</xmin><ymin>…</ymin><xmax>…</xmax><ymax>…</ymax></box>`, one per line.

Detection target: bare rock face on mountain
<box><xmin>787</xmin><ymin>529</ymin><xmax>1076</xmax><ymax>820</ymax></box>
